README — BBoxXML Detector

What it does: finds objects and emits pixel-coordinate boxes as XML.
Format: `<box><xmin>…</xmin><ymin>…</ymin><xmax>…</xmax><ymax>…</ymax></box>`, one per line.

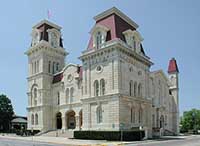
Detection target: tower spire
<box><xmin>168</xmin><ymin>57</ymin><xmax>179</xmax><ymax>74</ymax></box>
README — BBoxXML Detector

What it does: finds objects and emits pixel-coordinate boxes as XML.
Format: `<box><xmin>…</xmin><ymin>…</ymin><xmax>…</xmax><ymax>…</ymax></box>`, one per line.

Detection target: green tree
<box><xmin>0</xmin><ymin>94</ymin><xmax>14</xmax><ymax>132</ymax></box>
<box><xmin>180</xmin><ymin>109</ymin><xmax>200</xmax><ymax>133</ymax></box>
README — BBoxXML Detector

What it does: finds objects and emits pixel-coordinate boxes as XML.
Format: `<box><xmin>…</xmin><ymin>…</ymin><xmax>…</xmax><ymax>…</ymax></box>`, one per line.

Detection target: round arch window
<box><xmin>67</xmin><ymin>74</ymin><xmax>73</xmax><ymax>82</ymax></box>
<box><xmin>96</xmin><ymin>65</ymin><xmax>103</xmax><ymax>73</ymax></box>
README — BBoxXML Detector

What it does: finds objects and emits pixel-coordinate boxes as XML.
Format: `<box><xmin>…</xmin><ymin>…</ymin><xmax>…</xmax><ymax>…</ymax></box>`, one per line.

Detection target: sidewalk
<box><xmin>0</xmin><ymin>134</ymin><xmax>192</xmax><ymax>146</ymax></box>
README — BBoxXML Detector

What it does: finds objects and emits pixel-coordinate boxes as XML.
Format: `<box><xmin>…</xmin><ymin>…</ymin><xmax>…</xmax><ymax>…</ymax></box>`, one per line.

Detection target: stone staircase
<box><xmin>41</xmin><ymin>130</ymin><xmax>74</xmax><ymax>138</ymax></box>
<box><xmin>164</xmin><ymin>129</ymin><xmax>176</xmax><ymax>136</ymax></box>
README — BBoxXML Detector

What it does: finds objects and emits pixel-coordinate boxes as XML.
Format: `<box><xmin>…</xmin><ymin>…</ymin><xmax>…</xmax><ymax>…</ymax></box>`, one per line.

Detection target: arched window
<box><xmin>48</xmin><ymin>61</ymin><xmax>51</xmax><ymax>73</ymax></box>
<box><xmin>96</xmin><ymin>31</ymin><xmax>102</xmax><ymax>49</ymax></box>
<box><xmin>56</xmin><ymin>63</ymin><xmax>59</xmax><ymax>71</ymax></box>
<box><xmin>131</xmin><ymin>107</ymin><xmax>135</xmax><ymax>123</ymax></box>
<box><xmin>66</xmin><ymin>88</ymin><xmax>69</xmax><ymax>103</ymax></box>
<box><xmin>31</xmin><ymin>114</ymin><xmax>34</xmax><ymax>125</ymax></box>
<box><xmin>35</xmin><ymin>113</ymin><xmax>38</xmax><ymax>125</ymax></box>
<box><xmin>129</xmin><ymin>80</ymin><xmax>133</xmax><ymax>96</ymax></box>
<box><xmin>70</xmin><ymin>87</ymin><xmax>74</xmax><ymax>103</ymax></box>
<box><xmin>139</xmin><ymin>108</ymin><xmax>143</xmax><ymax>123</ymax></box>
<box><xmin>94</xmin><ymin>80</ymin><xmax>99</xmax><ymax>96</ymax></box>
<box><xmin>152</xmin><ymin>114</ymin><xmax>155</xmax><ymax>127</ymax></box>
<box><xmin>138</xmin><ymin>83</ymin><xmax>142</xmax><ymax>97</ymax></box>
<box><xmin>134</xmin><ymin>82</ymin><xmax>137</xmax><ymax>97</ymax></box>
<box><xmin>34</xmin><ymin>88</ymin><xmax>37</xmax><ymax>106</ymax></box>
<box><xmin>132</xmin><ymin>36</ymin><xmax>136</xmax><ymax>50</ymax></box>
<box><xmin>100</xmin><ymin>79</ymin><xmax>105</xmax><ymax>96</ymax></box>
<box><xmin>96</xmin><ymin>105</ymin><xmax>103</xmax><ymax>123</ymax></box>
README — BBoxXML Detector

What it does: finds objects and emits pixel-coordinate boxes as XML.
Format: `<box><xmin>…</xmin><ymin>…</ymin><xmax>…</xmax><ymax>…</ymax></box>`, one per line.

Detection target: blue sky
<box><xmin>0</xmin><ymin>0</ymin><xmax>199</xmax><ymax>116</ymax></box>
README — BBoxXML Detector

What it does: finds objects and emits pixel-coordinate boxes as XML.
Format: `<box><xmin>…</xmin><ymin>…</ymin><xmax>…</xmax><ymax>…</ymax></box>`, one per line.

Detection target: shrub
<box><xmin>74</xmin><ymin>130</ymin><xmax>145</xmax><ymax>141</ymax></box>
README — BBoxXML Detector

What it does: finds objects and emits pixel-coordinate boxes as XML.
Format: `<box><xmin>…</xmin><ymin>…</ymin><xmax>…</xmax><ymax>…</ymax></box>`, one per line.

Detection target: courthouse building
<box><xmin>25</xmin><ymin>7</ymin><xmax>179</xmax><ymax>138</ymax></box>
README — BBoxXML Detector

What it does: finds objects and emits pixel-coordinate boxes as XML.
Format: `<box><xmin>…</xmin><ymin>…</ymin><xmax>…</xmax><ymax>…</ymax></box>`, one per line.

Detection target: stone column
<box><xmin>62</xmin><ymin>116</ymin><xmax>66</xmax><ymax>131</ymax></box>
<box><xmin>75</xmin><ymin>116</ymin><xmax>79</xmax><ymax>130</ymax></box>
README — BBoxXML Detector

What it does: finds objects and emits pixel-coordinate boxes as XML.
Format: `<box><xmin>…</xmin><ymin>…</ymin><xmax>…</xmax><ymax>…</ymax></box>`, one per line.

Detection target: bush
<box><xmin>74</xmin><ymin>130</ymin><xmax>145</xmax><ymax>141</ymax></box>
<box><xmin>15</xmin><ymin>130</ymin><xmax>40</xmax><ymax>136</ymax></box>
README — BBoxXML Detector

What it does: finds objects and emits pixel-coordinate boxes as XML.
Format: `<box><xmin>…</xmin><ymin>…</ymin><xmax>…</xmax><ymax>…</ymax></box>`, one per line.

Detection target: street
<box><xmin>128</xmin><ymin>135</ymin><xmax>200</xmax><ymax>146</ymax></box>
<box><xmin>1</xmin><ymin>135</ymin><xmax>200</xmax><ymax>146</ymax></box>
<box><xmin>0</xmin><ymin>137</ymin><xmax>65</xmax><ymax>146</ymax></box>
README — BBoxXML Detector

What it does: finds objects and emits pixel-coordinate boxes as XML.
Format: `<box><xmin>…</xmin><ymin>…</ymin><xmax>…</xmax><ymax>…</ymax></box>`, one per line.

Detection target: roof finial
<box><xmin>47</xmin><ymin>9</ymin><xmax>52</xmax><ymax>20</ymax></box>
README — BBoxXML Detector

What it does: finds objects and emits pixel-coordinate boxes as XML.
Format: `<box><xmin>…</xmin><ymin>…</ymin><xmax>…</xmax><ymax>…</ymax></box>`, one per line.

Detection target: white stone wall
<box><xmin>26</xmin><ymin>36</ymin><xmax>179</xmax><ymax>138</ymax></box>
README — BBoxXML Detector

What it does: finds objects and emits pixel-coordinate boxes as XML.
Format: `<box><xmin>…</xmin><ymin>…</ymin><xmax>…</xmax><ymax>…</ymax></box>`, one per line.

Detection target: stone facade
<box><xmin>25</xmin><ymin>7</ymin><xmax>179</xmax><ymax>138</ymax></box>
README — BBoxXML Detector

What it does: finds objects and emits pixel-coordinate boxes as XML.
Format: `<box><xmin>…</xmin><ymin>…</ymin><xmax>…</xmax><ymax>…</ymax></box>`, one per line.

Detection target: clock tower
<box><xmin>25</xmin><ymin>20</ymin><xmax>68</xmax><ymax>131</ymax></box>
<box><xmin>168</xmin><ymin>57</ymin><xmax>179</xmax><ymax>135</ymax></box>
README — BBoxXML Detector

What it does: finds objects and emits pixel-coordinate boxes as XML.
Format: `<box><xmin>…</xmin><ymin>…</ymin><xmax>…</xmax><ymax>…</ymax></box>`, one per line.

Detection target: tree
<box><xmin>180</xmin><ymin>109</ymin><xmax>200</xmax><ymax>133</ymax></box>
<box><xmin>0</xmin><ymin>94</ymin><xmax>14</xmax><ymax>132</ymax></box>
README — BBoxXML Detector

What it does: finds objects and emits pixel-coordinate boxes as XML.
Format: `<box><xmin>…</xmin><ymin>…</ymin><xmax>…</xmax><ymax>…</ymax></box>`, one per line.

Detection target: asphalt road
<box><xmin>0</xmin><ymin>137</ymin><xmax>65</xmax><ymax>146</ymax></box>
<box><xmin>1</xmin><ymin>135</ymin><xmax>200</xmax><ymax>146</ymax></box>
<box><xmin>128</xmin><ymin>135</ymin><xmax>200</xmax><ymax>146</ymax></box>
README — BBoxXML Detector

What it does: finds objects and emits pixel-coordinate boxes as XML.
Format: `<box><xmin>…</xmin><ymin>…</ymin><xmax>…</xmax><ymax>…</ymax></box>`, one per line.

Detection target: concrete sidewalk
<box><xmin>0</xmin><ymin>134</ymin><xmax>192</xmax><ymax>146</ymax></box>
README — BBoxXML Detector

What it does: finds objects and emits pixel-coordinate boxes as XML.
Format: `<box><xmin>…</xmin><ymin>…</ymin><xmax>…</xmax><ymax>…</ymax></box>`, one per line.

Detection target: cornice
<box><xmin>33</xmin><ymin>19</ymin><xmax>62</xmax><ymax>30</ymax></box>
<box><xmin>79</xmin><ymin>39</ymin><xmax>153</xmax><ymax>67</ymax></box>
<box><xmin>25</xmin><ymin>40</ymin><xmax>68</xmax><ymax>56</ymax></box>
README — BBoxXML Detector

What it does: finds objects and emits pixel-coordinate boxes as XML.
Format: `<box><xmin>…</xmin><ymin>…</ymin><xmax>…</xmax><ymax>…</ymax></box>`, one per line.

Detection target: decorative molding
<box><xmin>32</xmin><ymin>19</ymin><xmax>62</xmax><ymax>30</ymax></box>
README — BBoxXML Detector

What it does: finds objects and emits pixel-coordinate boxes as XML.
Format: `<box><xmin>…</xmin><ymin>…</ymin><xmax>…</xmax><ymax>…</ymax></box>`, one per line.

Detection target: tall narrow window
<box><xmin>53</xmin><ymin>62</ymin><xmax>55</xmax><ymax>74</ymax></box>
<box><xmin>131</xmin><ymin>107</ymin><xmax>135</xmax><ymax>123</ymax></box>
<box><xmin>34</xmin><ymin>88</ymin><xmax>37</xmax><ymax>106</ymax></box>
<box><xmin>138</xmin><ymin>83</ymin><xmax>142</xmax><ymax>97</ymax></box>
<box><xmin>94</xmin><ymin>80</ymin><xmax>99</xmax><ymax>96</ymax></box>
<box><xmin>97</xmin><ymin>105</ymin><xmax>103</xmax><ymax>123</ymax></box>
<box><xmin>31</xmin><ymin>114</ymin><xmax>34</xmax><ymax>125</ymax></box>
<box><xmin>66</xmin><ymin>88</ymin><xmax>69</xmax><ymax>103</ymax></box>
<box><xmin>57</xmin><ymin>92</ymin><xmax>60</xmax><ymax>105</ymax></box>
<box><xmin>48</xmin><ymin>61</ymin><xmax>51</xmax><ymax>73</ymax></box>
<box><xmin>96</xmin><ymin>31</ymin><xmax>102</xmax><ymax>49</ymax></box>
<box><xmin>100</xmin><ymin>79</ymin><xmax>105</xmax><ymax>96</ymax></box>
<box><xmin>70</xmin><ymin>87</ymin><xmax>74</xmax><ymax>103</ymax></box>
<box><xmin>34</xmin><ymin>61</ymin><xmax>37</xmax><ymax>74</ymax></box>
<box><xmin>129</xmin><ymin>80</ymin><xmax>133</xmax><ymax>96</ymax></box>
<box><xmin>35</xmin><ymin>113</ymin><xmax>38</xmax><ymax>125</ymax></box>
<box><xmin>37</xmin><ymin>60</ymin><xmax>39</xmax><ymax>73</ymax></box>
<box><xmin>132</xmin><ymin>36</ymin><xmax>136</xmax><ymax>50</ymax></box>
<box><xmin>152</xmin><ymin>114</ymin><xmax>155</xmax><ymax>127</ymax></box>
<box><xmin>56</xmin><ymin>63</ymin><xmax>59</xmax><ymax>71</ymax></box>
<box><xmin>32</xmin><ymin>63</ymin><xmax>34</xmax><ymax>74</ymax></box>
<box><xmin>134</xmin><ymin>82</ymin><xmax>137</xmax><ymax>97</ymax></box>
<box><xmin>139</xmin><ymin>108</ymin><xmax>143</xmax><ymax>123</ymax></box>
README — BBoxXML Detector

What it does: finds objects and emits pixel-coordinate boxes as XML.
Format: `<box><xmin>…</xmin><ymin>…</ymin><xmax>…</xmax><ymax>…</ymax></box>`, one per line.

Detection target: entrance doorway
<box><xmin>56</xmin><ymin>112</ymin><xmax>62</xmax><ymax>129</ymax></box>
<box><xmin>160</xmin><ymin>115</ymin><xmax>164</xmax><ymax>128</ymax></box>
<box><xmin>67</xmin><ymin>111</ymin><xmax>76</xmax><ymax>129</ymax></box>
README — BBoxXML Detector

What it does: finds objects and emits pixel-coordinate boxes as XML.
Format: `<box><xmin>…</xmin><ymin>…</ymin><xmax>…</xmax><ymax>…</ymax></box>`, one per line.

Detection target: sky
<box><xmin>0</xmin><ymin>0</ymin><xmax>200</xmax><ymax>116</ymax></box>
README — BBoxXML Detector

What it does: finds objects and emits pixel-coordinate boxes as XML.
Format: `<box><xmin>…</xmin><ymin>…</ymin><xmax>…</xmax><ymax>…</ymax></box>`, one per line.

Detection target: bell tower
<box><xmin>168</xmin><ymin>57</ymin><xmax>179</xmax><ymax>135</ymax></box>
<box><xmin>25</xmin><ymin>20</ymin><xmax>68</xmax><ymax>131</ymax></box>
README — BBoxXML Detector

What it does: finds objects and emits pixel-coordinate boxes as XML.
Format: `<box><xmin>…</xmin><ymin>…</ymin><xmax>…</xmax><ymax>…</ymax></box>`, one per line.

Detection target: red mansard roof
<box><xmin>52</xmin><ymin>72</ymin><xmax>63</xmax><ymax>84</ymax></box>
<box><xmin>87</xmin><ymin>7</ymin><xmax>137</xmax><ymax>50</ymax></box>
<box><xmin>168</xmin><ymin>58</ymin><xmax>179</xmax><ymax>73</ymax></box>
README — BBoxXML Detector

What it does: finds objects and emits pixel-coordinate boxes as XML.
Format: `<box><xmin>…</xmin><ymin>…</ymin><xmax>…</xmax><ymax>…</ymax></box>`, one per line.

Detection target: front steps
<box><xmin>41</xmin><ymin>130</ymin><xmax>74</xmax><ymax>138</ymax></box>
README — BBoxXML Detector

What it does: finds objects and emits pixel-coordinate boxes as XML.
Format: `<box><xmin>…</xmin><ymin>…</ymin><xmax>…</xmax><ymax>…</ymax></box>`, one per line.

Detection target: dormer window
<box><xmin>132</xmin><ymin>36</ymin><xmax>136</xmax><ymax>50</ymax></box>
<box><xmin>96</xmin><ymin>31</ymin><xmax>102</xmax><ymax>49</ymax></box>
<box><xmin>123</xmin><ymin>29</ymin><xmax>143</xmax><ymax>53</ymax></box>
<box><xmin>90</xmin><ymin>24</ymin><xmax>109</xmax><ymax>49</ymax></box>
